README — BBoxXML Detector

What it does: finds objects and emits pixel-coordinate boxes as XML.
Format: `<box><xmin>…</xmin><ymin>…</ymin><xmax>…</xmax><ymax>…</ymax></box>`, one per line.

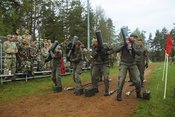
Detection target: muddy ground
<box><xmin>0</xmin><ymin>65</ymin><xmax>154</xmax><ymax>117</ymax></box>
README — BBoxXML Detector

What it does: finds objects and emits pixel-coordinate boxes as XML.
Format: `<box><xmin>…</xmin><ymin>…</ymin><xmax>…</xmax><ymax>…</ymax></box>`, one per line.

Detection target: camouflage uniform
<box><xmin>91</xmin><ymin>44</ymin><xmax>112</xmax><ymax>96</ymax></box>
<box><xmin>18</xmin><ymin>39</ymin><xmax>30</xmax><ymax>73</ymax></box>
<box><xmin>113</xmin><ymin>41</ymin><xmax>142</xmax><ymax>101</ymax></box>
<box><xmin>29</xmin><ymin>41</ymin><xmax>38</xmax><ymax>75</ymax></box>
<box><xmin>70</xmin><ymin>41</ymin><xmax>83</xmax><ymax>92</ymax></box>
<box><xmin>50</xmin><ymin>45</ymin><xmax>63</xmax><ymax>92</ymax></box>
<box><xmin>3</xmin><ymin>35</ymin><xmax>18</xmax><ymax>74</ymax></box>
<box><xmin>135</xmin><ymin>40</ymin><xmax>149</xmax><ymax>86</ymax></box>
<box><xmin>22</xmin><ymin>30</ymin><xmax>32</xmax><ymax>46</ymax></box>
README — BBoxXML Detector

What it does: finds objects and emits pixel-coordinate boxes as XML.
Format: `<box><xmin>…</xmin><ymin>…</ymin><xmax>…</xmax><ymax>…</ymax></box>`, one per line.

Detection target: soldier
<box><xmin>3</xmin><ymin>35</ymin><xmax>18</xmax><ymax>76</ymax></box>
<box><xmin>16</xmin><ymin>29</ymin><xmax>22</xmax><ymax>43</ymax></box>
<box><xmin>50</xmin><ymin>44</ymin><xmax>63</xmax><ymax>93</ymax></box>
<box><xmin>91</xmin><ymin>38</ymin><xmax>112</xmax><ymax>96</ymax></box>
<box><xmin>113</xmin><ymin>34</ymin><xmax>142</xmax><ymax>101</ymax></box>
<box><xmin>135</xmin><ymin>38</ymin><xmax>149</xmax><ymax>87</ymax></box>
<box><xmin>70</xmin><ymin>40</ymin><xmax>84</xmax><ymax>96</ymax></box>
<box><xmin>22</xmin><ymin>30</ymin><xmax>32</xmax><ymax>46</ymax></box>
<box><xmin>18</xmin><ymin>37</ymin><xmax>30</xmax><ymax>73</ymax></box>
<box><xmin>29</xmin><ymin>40</ymin><xmax>38</xmax><ymax>75</ymax></box>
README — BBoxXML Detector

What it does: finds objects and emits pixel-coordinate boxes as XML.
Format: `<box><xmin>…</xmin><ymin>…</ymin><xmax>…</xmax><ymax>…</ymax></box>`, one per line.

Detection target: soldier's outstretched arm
<box><xmin>112</xmin><ymin>43</ymin><xmax>124</xmax><ymax>53</ymax></box>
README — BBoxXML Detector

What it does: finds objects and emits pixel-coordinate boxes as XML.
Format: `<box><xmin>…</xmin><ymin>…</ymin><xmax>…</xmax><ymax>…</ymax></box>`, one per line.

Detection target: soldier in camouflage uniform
<box><xmin>22</xmin><ymin>30</ymin><xmax>32</xmax><ymax>46</ymax></box>
<box><xmin>50</xmin><ymin>44</ymin><xmax>63</xmax><ymax>93</ymax></box>
<box><xmin>91</xmin><ymin>39</ymin><xmax>112</xmax><ymax>96</ymax></box>
<box><xmin>18</xmin><ymin>37</ymin><xmax>31</xmax><ymax>73</ymax></box>
<box><xmin>16</xmin><ymin>29</ymin><xmax>22</xmax><ymax>43</ymax></box>
<box><xmin>112</xmin><ymin>34</ymin><xmax>142</xmax><ymax>101</ymax></box>
<box><xmin>13</xmin><ymin>31</ymin><xmax>22</xmax><ymax>73</ymax></box>
<box><xmin>3</xmin><ymin>35</ymin><xmax>18</xmax><ymax>75</ymax></box>
<box><xmin>29</xmin><ymin>40</ymin><xmax>38</xmax><ymax>75</ymax></box>
<box><xmin>70</xmin><ymin>40</ymin><xmax>84</xmax><ymax>96</ymax></box>
<box><xmin>135</xmin><ymin>39</ymin><xmax>149</xmax><ymax>87</ymax></box>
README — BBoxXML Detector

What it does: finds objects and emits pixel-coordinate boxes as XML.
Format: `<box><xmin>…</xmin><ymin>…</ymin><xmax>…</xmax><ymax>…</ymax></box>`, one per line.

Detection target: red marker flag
<box><xmin>165</xmin><ymin>34</ymin><xmax>174</xmax><ymax>55</ymax></box>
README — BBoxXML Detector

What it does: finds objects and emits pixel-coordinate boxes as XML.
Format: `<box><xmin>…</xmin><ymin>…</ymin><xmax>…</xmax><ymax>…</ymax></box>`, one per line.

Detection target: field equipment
<box><xmin>95</xmin><ymin>30</ymin><xmax>107</xmax><ymax>61</ymax></box>
<box><xmin>142</xmin><ymin>90</ymin><xmax>151</xmax><ymax>100</ymax></box>
<box><xmin>66</xmin><ymin>36</ymin><xmax>78</xmax><ymax>61</ymax></box>
<box><xmin>45</xmin><ymin>41</ymin><xmax>58</xmax><ymax>63</ymax></box>
<box><xmin>84</xmin><ymin>87</ymin><xmax>96</xmax><ymax>97</ymax></box>
<box><xmin>125</xmin><ymin>88</ymin><xmax>136</xmax><ymax>96</ymax></box>
<box><xmin>74</xmin><ymin>88</ymin><xmax>84</xmax><ymax>96</ymax></box>
<box><xmin>121</xmin><ymin>26</ymin><xmax>129</xmax><ymax>45</ymax></box>
<box><xmin>109</xmin><ymin>89</ymin><xmax>117</xmax><ymax>95</ymax></box>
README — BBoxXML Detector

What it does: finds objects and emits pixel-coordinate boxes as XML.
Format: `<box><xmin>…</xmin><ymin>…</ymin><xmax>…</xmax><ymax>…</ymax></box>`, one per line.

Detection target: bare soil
<box><xmin>0</xmin><ymin>64</ymin><xmax>155</xmax><ymax>117</ymax></box>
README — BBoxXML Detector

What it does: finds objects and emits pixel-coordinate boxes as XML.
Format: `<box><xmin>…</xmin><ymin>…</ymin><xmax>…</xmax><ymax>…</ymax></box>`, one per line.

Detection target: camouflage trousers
<box><xmin>72</xmin><ymin>61</ymin><xmax>83</xmax><ymax>89</ymax></box>
<box><xmin>91</xmin><ymin>63</ymin><xmax>110</xmax><ymax>92</ymax></box>
<box><xmin>117</xmin><ymin>64</ymin><xmax>141</xmax><ymax>94</ymax></box>
<box><xmin>136</xmin><ymin>61</ymin><xmax>145</xmax><ymax>85</ymax></box>
<box><xmin>20</xmin><ymin>60</ymin><xmax>31</xmax><ymax>73</ymax></box>
<box><xmin>51</xmin><ymin>63</ymin><xmax>62</xmax><ymax>87</ymax></box>
<box><xmin>4</xmin><ymin>55</ymin><xmax>16</xmax><ymax>74</ymax></box>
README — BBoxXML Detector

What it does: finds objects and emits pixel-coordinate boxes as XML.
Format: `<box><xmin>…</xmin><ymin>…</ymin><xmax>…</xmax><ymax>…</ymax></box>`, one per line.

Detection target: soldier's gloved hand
<box><xmin>145</xmin><ymin>63</ymin><xmax>148</xmax><ymax>68</ymax></box>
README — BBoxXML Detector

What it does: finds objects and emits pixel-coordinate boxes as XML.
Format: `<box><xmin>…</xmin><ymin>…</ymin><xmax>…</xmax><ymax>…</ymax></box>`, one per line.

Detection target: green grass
<box><xmin>0</xmin><ymin>66</ymin><xmax>118</xmax><ymax>103</ymax></box>
<box><xmin>133</xmin><ymin>63</ymin><xmax>175</xmax><ymax>117</ymax></box>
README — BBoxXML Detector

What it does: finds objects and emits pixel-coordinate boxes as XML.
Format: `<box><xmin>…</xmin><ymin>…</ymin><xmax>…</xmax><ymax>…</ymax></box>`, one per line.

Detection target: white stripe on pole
<box><xmin>163</xmin><ymin>56</ymin><xmax>169</xmax><ymax>99</ymax></box>
<box><xmin>162</xmin><ymin>56</ymin><xmax>166</xmax><ymax>81</ymax></box>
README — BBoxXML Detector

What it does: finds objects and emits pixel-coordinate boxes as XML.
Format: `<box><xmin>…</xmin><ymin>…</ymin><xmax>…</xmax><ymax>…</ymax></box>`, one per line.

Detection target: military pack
<box><xmin>84</xmin><ymin>87</ymin><xmax>95</xmax><ymax>97</ymax></box>
<box><xmin>142</xmin><ymin>90</ymin><xmax>151</xmax><ymax>100</ymax></box>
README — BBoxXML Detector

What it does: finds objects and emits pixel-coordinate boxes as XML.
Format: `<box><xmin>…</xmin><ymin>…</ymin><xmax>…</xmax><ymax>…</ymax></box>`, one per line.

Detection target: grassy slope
<box><xmin>133</xmin><ymin>63</ymin><xmax>175</xmax><ymax>117</ymax></box>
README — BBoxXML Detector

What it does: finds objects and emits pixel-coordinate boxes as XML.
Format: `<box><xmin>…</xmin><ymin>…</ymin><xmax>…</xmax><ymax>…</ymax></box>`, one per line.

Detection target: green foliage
<box><xmin>133</xmin><ymin>63</ymin><xmax>175</xmax><ymax>117</ymax></box>
<box><xmin>146</xmin><ymin>27</ymin><xmax>171</xmax><ymax>62</ymax></box>
<box><xmin>0</xmin><ymin>0</ymin><xmax>116</xmax><ymax>48</ymax></box>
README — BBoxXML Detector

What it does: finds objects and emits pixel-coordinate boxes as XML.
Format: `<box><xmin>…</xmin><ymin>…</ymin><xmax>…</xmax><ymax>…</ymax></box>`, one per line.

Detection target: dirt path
<box><xmin>0</xmin><ymin>64</ymin><xmax>155</xmax><ymax>117</ymax></box>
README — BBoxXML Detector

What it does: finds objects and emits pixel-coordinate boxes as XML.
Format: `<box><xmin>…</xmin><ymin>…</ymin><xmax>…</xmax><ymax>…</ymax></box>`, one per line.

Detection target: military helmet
<box><xmin>130</xmin><ymin>33</ymin><xmax>138</xmax><ymax>38</ymax></box>
<box><xmin>6</xmin><ymin>35</ymin><xmax>12</xmax><ymax>39</ymax></box>
<box><xmin>75</xmin><ymin>40</ymin><xmax>82</xmax><ymax>45</ymax></box>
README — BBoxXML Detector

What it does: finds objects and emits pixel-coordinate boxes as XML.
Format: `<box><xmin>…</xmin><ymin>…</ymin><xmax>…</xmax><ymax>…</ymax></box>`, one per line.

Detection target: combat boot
<box><xmin>136</xmin><ymin>92</ymin><xmax>142</xmax><ymax>98</ymax></box>
<box><xmin>104</xmin><ymin>90</ymin><xmax>110</xmax><ymax>96</ymax></box>
<box><xmin>93</xmin><ymin>87</ymin><xmax>99</xmax><ymax>93</ymax></box>
<box><xmin>116</xmin><ymin>92</ymin><xmax>122</xmax><ymax>101</ymax></box>
<box><xmin>53</xmin><ymin>86</ymin><xmax>62</xmax><ymax>93</ymax></box>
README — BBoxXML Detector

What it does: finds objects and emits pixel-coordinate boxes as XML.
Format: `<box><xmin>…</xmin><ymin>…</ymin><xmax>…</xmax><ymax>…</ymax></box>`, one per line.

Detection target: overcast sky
<box><xmin>89</xmin><ymin>0</ymin><xmax>175</xmax><ymax>38</ymax></box>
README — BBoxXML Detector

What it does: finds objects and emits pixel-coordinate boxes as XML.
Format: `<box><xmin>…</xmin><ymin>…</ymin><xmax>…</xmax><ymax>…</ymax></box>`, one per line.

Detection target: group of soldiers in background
<box><xmin>3</xmin><ymin>29</ymin><xmax>53</xmax><ymax>79</ymax></box>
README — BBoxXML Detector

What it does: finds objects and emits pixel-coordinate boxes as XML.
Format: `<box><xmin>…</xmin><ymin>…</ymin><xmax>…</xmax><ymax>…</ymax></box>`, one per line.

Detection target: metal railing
<box><xmin>0</xmin><ymin>43</ymin><xmax>3</xmax><ymax>74</ymax></box>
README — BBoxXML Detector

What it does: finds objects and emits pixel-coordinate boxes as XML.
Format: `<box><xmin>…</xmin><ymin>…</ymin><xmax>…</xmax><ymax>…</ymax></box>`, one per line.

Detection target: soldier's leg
<box><xmin>51</xmin><ymin>64</ymin><xmax>57</xmax><ymax>86</ymax></box>
<box><xmin>129</xmin><ymin>65</ymin><xmax>141</xmax><ymax>98</ymax></box>
<box><xmin>116</xmin><ymin>64</ymin><xmax>128</xmax><ymax>101</ymax></box>
<box><xmin>74</xmin><ymin>62</ymin><xmax>83</xmax><ymax>89</ymax></box>
<box><xmin>72</xmin><ymin>64</ymin><xmax>76</xmax><ymax>82</ymax></box>
<box><xmin>136</xmin><ymin>62</ymin><xmax>145</xmax><ymax>86</ymax></box>
<box><xmin>56</xmin><ymin>64</ymin><xmax>62</xmax><ymax>87</ymax></box>
<box><xmin>54</xmin><ymin>64</ymin><xmax>62</xmax><ymax>92</ymax></box>
<box><xmin>102</xmin><ymin>64</ymin><xmax>110</xmax><ymax>96</ymax></box>
<box><xmin>3</xmin><ymin>57</ymin><xmax>9</xmax><ymax>74</ymax></box>
<box><xmin>91</xmin><ymin>65</ymin><xmax>100</xmax><ymax>92</ymax></box>
<box><xmin>11</xmin><ymin>57</ymin><xmax>16</xmax><ymax>80</ymax></box>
